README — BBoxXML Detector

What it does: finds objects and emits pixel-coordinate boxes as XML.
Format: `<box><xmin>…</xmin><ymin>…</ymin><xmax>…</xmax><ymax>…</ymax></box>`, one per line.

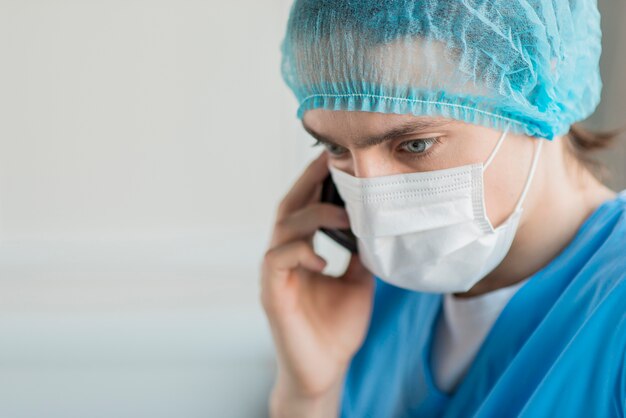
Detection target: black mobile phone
<box><xmin>319</xmin><ymin>173</ymin><xmax>358</xmax><ymax>254</ymax></box>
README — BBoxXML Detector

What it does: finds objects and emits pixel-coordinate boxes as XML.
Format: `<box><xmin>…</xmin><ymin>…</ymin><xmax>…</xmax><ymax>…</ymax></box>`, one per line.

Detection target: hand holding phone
<box><xmin>260</xmin><ymin>152</ymin><xmax>374</xmax><ymax>414</ymax></box>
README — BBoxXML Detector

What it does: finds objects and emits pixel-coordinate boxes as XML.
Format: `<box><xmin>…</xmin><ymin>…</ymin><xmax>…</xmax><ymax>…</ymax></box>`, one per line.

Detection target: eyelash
<box><xmin>310</xmin><ymin>137</ymin><xmax>442</xmax><ymax>159</ymax></box>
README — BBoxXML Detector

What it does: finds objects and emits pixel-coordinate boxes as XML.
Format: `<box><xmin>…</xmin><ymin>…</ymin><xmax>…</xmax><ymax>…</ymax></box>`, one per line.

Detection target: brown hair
<box><xmin>564</xmin><ymin>123</ymin><xmax>626</xmax><ymax>183</ymax></box>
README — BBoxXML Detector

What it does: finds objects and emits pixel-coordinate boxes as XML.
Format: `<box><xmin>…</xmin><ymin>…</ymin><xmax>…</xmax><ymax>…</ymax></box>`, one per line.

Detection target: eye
<box><xmin>398</xmin><ymin>137</ymin><xmax>440</xmax><ymax>155</ymax></box>
<box><xmin>311</xmin><ymin>140</ymin><xmax>348</xmax><ymax>157</ymax></box>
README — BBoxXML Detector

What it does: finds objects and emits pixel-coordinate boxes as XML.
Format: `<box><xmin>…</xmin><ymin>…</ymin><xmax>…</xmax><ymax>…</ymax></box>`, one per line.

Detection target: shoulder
<box><xmin>585</xmin><ymin>189</ymin><xmax>626</xmax><ymax>239</ymax></box>
<box><xmin>585</xmin><ymin>190</ymin><xmax>626</xmax><ymax>279</ymax></box>
<box><xmin>565</xmin><ymin>190</ymin><xmax>626</xmax><ymax>306</ymax></box>
<box><xmin>560</xmin><ymin>190</ymin><xmax>626</xmax><ymax>278</ymax></box>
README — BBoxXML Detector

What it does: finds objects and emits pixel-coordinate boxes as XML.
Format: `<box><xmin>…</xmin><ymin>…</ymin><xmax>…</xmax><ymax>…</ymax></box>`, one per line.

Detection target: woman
<box><xmin>260</xmin><ymin>1</ymin><xmax>626</xmax><ymax>417</ymax></box>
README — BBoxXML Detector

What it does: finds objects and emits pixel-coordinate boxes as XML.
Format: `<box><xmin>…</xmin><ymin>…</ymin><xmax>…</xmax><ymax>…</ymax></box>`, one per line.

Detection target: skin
<box><xmin>260</xmin><ymin>109</ymin><xmax>616</xmax><ymax>417</ymax></box>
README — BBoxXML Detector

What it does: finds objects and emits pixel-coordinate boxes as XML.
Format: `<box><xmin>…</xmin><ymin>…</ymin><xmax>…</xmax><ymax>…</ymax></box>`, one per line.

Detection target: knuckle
<box><xmin>275</xmin><ymin>204</ymin><xmax>287</xmax><ymax>221</ymax></box>
<box><xmin>277</xmin><ymin>196</ymin><xmax>288</xmax><ymax>211</ymax></box>
<box><xmin>262</xmin><ymin>240</ymin><xmax>313</xmax><ymax>271</ymax></box>
<box><xmin>274</xmin><ymin>216</ymin><xmax>290</xmax><ymax>232</ymax></box>
<box><xmin>295</xmin><ymin>240</ymin><xmax>314</xmax><ymax>257</ymax></box>
<box><xmin>271</xmin><ymin>219</ymin><xmax>294</xmax><ymax>247</ymax></box>
<box><xmin>262</xmin><ymin>247</ymin><xmax>277</xmax><ymax>265</ymax></box>
<box><xmin>276</xmin><ymin>196</ymin><xmax>291</xmax><ymax>216</ymax></box>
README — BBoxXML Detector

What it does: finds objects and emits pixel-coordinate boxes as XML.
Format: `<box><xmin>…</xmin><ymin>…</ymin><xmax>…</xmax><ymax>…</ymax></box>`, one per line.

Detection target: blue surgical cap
<box><xmin>279</xmin><ymin>0</ymin><xmax>603</xmax><ymax>140</ymax></box>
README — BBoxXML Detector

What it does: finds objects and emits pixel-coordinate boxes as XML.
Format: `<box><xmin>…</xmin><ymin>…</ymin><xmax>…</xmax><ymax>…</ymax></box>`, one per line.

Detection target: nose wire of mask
<box><xmin>327</xmin><ymin>122</ymin><xmax>544</xmax><ymax>293</ymax></box>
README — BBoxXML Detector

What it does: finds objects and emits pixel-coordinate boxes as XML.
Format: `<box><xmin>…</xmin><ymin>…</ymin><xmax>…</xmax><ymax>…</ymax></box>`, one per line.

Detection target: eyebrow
<box><xmin>302</xmin><ymin>118</ymin><xmax>451</xmax><ymax>150</ymax></box>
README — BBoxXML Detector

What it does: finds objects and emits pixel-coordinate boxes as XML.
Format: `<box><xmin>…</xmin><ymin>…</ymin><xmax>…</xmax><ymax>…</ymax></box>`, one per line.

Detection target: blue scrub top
<box><xmin>339</xmin><ymin>190</ymin><xmax>626</xmax><ymax>417</ymax></box>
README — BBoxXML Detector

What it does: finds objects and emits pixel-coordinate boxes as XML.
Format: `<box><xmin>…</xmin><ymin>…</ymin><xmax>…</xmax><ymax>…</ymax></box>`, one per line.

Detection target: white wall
<box><xmin>0</xmin><ymin>1</ymin><xmax>310</xmax><ymax>417</ymax></box>
<box><xmin>0</xmin><ymin>1</ymin><xmax>623</xmax><ymax>417</ymax></box>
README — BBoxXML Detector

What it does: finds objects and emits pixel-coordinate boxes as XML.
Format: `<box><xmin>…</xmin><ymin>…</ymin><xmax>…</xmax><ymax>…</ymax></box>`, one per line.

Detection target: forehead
<box><xmin>302</xmin><ymin>109</ymin><xmax>462</xmax><ymax>135</ymax></box>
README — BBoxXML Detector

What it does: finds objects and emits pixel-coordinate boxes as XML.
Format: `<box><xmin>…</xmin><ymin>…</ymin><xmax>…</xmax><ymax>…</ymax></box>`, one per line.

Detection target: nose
<box><xmin>352</xmin><ymin>151</ymin><xmax>393</xmax><ymax>179</ymax></box>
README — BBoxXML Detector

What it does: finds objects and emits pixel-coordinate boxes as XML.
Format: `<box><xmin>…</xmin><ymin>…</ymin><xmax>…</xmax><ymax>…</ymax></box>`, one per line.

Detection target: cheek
<box><xmin>482</xmin><ymin>148</ymin><xmax>530</xmax><ymax>228</ymax></box>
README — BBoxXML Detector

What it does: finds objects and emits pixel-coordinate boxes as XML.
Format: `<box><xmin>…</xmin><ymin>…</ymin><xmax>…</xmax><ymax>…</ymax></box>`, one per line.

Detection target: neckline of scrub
<box><xmin>439</xmin><ymin>275</ymin><xmax>531</xmax><ymax>343</ymax></box>
<box><xmin>443</xmin><ymin>275</ymin><xmax>531</xmax><ymax>315</ymax></box>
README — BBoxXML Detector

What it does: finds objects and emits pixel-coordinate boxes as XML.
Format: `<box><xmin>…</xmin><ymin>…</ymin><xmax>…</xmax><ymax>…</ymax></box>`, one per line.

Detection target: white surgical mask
<box><xmin>328</xmin><ymin>123</ymin><xmax>543</xmax><ymax>293</ymax></box>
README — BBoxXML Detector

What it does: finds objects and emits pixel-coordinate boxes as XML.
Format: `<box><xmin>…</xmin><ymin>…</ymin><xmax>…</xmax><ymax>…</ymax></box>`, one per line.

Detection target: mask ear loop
<box><xmin>512</xmin><ymin>137</ymin><xmax>543</xmax><ymax>213</ymax></box>
<box><xmin>484</xmin><ymin>123</ymin><xmax>511</xmax><ymax>169</ymax></box>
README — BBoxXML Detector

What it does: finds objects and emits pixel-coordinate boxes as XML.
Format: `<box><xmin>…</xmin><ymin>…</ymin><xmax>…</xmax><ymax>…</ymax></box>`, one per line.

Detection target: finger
<box><xmin>276</xmin><ymin>151</ymin><xmax>329</xmax><ymax>220</ymax></box>
<box><xmin>262</xmin><ymin>240</ymin><xmax>327</xmax><ymax>286</ymax></box>
<box><xmin>260</xmin><ymin>264</ymin><xmax>315</xmax><ymax>320</ymax></box>
<box><xmin>272</xmin><ymin>183</ymin><xmax>322</xmax><ymax>249</ymax></box>
<box><xmin>271</xmin><ymin>203</ymin><xmax>350</xmax><ymax>248</ymax></box>
<box><xmin>304</xmin><ymin>182</ymin><xmax>322</xmax><ymax>208</ymax></box>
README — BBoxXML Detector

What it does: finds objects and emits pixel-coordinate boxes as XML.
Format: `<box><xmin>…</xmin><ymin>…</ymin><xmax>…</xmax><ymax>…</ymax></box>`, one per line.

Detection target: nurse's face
<box><xmin>302</xmin><ymin>109</ymin><xmax>542</xmax><ymax>230</ymax></box>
